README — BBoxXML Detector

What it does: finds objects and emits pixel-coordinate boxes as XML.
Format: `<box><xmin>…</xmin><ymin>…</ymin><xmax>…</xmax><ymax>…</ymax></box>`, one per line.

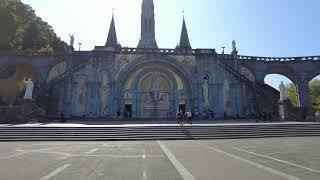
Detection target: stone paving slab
<box><xmin>0</xmin><ymin>137</ymin><xmax>319</xmax><ymax>180</ymax></box>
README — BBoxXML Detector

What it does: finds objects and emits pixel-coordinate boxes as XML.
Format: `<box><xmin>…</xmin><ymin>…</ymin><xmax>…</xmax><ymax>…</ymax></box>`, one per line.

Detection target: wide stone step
<box><xmin>0</xmin><ymin>128</ymin><xmax>320</xmax><ymax>134</ymax></box>
<box><xmin>1</xmin><ymin>123</ymin><xmax>319</xmax><ymax>141</ymax></box>
<box><xmin>1</xmin><ymin>131</ymin><xmax>320</xmax><ymax>137</ymax></box>
<box><xmin>1</xmin><ymin>128</ymin><xmax>320</xmax><ymax>134</ymax></box>
<box><xmin>1</xmin><ymin>129</ymin><xmax>320</xmax><ymax>135</ymax></box>
<box><xmin>1</xmin><ymin>125</ymin><xmax>319</xmax><ymax>130</ymax></box>
<box><xmin>1</xmin><ymin>134</ymin><xmax>319</xmax><ymax>142</ymax></box>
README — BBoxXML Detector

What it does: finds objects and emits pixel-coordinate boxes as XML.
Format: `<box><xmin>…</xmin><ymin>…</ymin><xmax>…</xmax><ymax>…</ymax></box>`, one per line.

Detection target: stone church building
<box><xmin>1</xmin><ymin>0</ymin><xmax>320</xmax><ymax>121</ymax></box>
<box><xmin>52</xmin><ymin>0</ymin><xmax>265</xmax><ymax>119</ymax></box>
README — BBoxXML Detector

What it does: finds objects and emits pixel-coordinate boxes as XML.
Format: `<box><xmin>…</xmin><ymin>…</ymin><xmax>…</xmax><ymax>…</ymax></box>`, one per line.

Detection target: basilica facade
<box><xmin>43</xmin><ymin>0</ymin><xmax>270</xmax><ymax>119</ymax></box>
<box><xmin>2</xmin><ymin>0</ymin><xmax>319</xmax><ymax>122</ymax></box>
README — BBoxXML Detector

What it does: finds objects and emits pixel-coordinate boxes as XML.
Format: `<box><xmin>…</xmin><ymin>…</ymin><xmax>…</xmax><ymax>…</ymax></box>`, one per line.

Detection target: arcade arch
<box><xmin>264</xmin><ymin>74</ymin><xmax>297</xmax><ymax>106</ymax></box>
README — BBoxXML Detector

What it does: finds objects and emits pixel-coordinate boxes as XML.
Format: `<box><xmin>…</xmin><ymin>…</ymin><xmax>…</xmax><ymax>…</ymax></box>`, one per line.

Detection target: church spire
<box><xmin>138</xmin><ymin>0</ymin><xmax>158</xmax><ymax>48</ymax></box>
<box><xmin>177</xmin><ymin>16</ymin><xmax>192</xmax><ymax>50</ymax></box>
<box><xmin>105</xmin><ymin>13</ymin><xmax>120</xmax><ymax>48</ymax></box>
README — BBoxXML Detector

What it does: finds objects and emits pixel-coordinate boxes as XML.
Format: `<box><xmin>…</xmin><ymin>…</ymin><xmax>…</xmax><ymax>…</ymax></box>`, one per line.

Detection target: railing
<box><xmin>238</xmin><ymin>55</ymin><xmax>320</xmax><ymax>62</ymax></box>
<box><xmin>119</xmin><ymin>47</ymin><xmax>197</xmax><ymax>55</ymax></box>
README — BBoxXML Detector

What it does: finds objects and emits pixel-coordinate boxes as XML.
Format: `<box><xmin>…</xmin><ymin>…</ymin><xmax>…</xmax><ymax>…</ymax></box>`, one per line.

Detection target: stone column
<box><xmin>296</xmin><ymin>80</ymin><xmax>311</xmax><ymax>108</ymax></box>
<box><xmin>254</xmin><ymin>71</ymin><xmax>265</xmax><ymax>84</ymax></box>
<box><xmin>278</xmin><ymin>99</ymin><xmax>291</xmax><ymax>121</ymax></box>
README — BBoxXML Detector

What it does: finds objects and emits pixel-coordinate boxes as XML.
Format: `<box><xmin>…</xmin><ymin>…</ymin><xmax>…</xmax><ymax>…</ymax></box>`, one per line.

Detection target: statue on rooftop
<box><xmin>69</xmin><ymin>34</ymin><xmax>74</xmax><ymax>47</ymax></box>
<box><xmin>232</xmin><ymin>40</ymin><xmax>237</xmax><ymax>52</ymax></box>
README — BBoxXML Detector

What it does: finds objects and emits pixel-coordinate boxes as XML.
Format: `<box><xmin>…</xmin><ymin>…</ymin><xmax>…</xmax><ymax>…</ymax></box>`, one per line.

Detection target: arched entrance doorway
<box><xmin>116</xmin><ymin>57</ymin><xmax>194</xmax><ymax>119</ymax></box>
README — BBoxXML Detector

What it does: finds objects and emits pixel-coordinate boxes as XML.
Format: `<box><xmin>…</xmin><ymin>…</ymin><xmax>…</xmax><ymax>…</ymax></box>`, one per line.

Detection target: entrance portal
<box><xmin>139</xmin><ymin>72</ymin><xmax>173</xmax><ymax>118</ymax></box>
<box><xmin>125</xmin><ymin>104</ymin><xmax>132</xmax><ymax>119</ymax></box>
<box><xmin>120</xmin><ymin>61</ymin><xmax>193</xmax><ymax>119</ymax></box>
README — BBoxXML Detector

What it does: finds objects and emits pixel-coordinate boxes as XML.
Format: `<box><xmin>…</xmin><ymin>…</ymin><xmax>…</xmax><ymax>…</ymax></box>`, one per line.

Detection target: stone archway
<box><xmin>115</xmin><ymin>55</ymin><xmax>195</xmax><ymax>119</ymax></box>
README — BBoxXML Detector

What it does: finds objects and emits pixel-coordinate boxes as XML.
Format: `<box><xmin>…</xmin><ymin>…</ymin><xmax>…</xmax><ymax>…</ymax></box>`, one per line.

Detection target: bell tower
<box><xmin>138</xmin><ymin>0</ymin><xmax>158</xmax><ymax>48</ymax></box>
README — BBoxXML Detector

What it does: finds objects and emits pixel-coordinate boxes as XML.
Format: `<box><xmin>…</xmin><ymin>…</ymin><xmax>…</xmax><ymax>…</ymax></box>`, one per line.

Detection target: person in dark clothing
<box><xmin>262</xmin><ymin>112</ymin><xmax>266</xmax><ymax>121</ymax></box>
<box><xmin>211</xmin><ymin>111</ymin><xmax>215</xmax><ymax>120</ymax></box>
<box><xmin>60</xmin><ymin>112</ymin><xmax>66</xmax><ymax>123</ymax></box>
<box><xmin>176</xmin><ymin>111</ymin><xmax>180</xmax><ymax>124</ymax></box>
<box><xmin>178</xmin><ymin>110</ymin><xmax>184</xmax><ymax>127</ymax></box>
<box><xmin>268</xmin><ymin>112</ymin><xmax>272</xmax><ymax>122</ymax></box>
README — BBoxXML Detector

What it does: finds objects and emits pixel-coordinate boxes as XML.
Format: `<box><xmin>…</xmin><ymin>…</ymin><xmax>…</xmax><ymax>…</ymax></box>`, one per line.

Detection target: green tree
<box><xmin>22</xmin><ymin>22</ymin><xmax>40</xmax><ymax>50</ymax></box>
<box><xmin>286</xmin><ymin>83</ymin><xmax>298</xmax><ymax>107</ymax></box>
<box><xmin>309</xmin><ymin>79</ymin><xmax>320</xmax><ymax>111</ymax></box>
<box><xmin>0</xmin><ymin>0</ymin><xmax>67</xmax><ymax>55</ymax></box>
<box><xmin>286</xmin><ymin>80</ymin><xmax>320</xmax><ymax>111</ymax></box>
<box><xmin>0</xmin><ymin>1</ymin><xmax>17</xmax><ymax>50</ymax></box>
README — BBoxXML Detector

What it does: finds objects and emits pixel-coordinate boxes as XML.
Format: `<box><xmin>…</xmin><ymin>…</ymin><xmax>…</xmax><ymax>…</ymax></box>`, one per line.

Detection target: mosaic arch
<box><xmin>116</xmin><ymin>57</ymin><xmax>194</xmax><ymax>119</ymax></box>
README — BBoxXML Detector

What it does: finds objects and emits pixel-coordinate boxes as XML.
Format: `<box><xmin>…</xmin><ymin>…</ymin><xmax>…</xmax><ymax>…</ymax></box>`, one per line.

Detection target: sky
<box><xmin>21</xmin><ymin>0</ymin><xmax>320</xmax><ymax>89</ymax></box>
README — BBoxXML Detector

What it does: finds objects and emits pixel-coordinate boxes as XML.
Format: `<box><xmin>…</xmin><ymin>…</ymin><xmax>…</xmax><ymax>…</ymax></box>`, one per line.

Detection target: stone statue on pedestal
<box><xmin>279</xmin><ymin>82</ymin><xmax>288</xmax><ymax>101</ymax></box>
<box><xmin>224</xmin><ymin>80</ymin><xmax>232</xmax><ymax>115</ymax></box>
<box><xmin>23</xmin><ymin>78</ymin><xmax>34</xmax><ymax>100</ymax></box>
<box><xmin>202</xmin><ymin>78</ymin><xmax>210</xmax><ymax>109</ymax></box>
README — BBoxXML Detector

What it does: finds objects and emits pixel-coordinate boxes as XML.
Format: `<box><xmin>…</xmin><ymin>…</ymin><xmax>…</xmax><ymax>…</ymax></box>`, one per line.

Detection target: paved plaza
<box><xmin>0</xmin><ymin>137</ymin><xmax>319</xmax><ymax>180</ymax></box>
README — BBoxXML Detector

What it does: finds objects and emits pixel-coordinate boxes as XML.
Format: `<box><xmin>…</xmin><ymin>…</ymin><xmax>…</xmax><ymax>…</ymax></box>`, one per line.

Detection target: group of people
<box><xmin>176</xmin><ymin>110</ymin><xmax>192</xmax><ymax>127</ymax></box>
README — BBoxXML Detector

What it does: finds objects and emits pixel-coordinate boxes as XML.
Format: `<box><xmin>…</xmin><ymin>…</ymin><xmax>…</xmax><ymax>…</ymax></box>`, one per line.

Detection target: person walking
<box><xmin>178</xmin><ymin>110</ymin><xmax>184</xmax><ymax>127</ymax></box>
<box><xmin>176</xmin><ymin>111</ymin><xmax>180</xmax><ymax>124</ymax></box>
<box><xmin>186</xmin><ymin>111</ymin><xmax>192</xmax><ymax>125</ymax></box>
<box><xmin>211</xmin><ymin>111</ymin><xmax>215</xmax><ymax>120</ymax></box>
<box><xmin>315</xmin><ymin>111</ymin><xmax>320</xmax><ymax>123</ymax></box>
<box><xmin>59</xmin><ymin>112</ymin><xmax>66</xmax><ymax>123</ymax></box>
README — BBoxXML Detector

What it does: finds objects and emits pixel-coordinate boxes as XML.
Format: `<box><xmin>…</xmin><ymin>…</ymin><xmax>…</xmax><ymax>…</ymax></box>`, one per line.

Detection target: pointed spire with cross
<box><xmin>105</xmin><ymin>9</ymin><xmax>120</xmax><ymax>48</ymax></box>
<box><xmin>177</xmin><ymin>10</ymin><xmax>192</xmax><ymax>50</ymax></box>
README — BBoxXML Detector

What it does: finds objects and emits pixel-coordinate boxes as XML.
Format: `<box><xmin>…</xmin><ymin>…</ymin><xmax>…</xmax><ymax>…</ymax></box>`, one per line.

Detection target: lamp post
<box><xmin>221</xmin><ymin>47</ymin><xmax>225</xmax><ymax>54</ymax></box>
<box><xmin>78</xmin><ymin>43</ymin><xmax>82</xmax><ymax>51</ymax></box>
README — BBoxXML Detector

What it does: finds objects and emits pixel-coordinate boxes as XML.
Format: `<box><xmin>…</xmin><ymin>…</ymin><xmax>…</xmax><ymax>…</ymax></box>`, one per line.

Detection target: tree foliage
<box><xmin>0</xmin><ymin>0</ymin><xmax>67</xmax><ymax>55</ymax></box>
<box><xmin>286</xmin><ymin>80</ymin><xmax>320</xmax><ymax>111</ymax></box>
<box><xmin>286</xmin><ymin>83</ymin><xmax>298</xmax><ymax>107</ymax></box>
<box><xmin>309</xmin><ymin>80</ymin><xmax>320</xmax><ymax>111</ymax></box>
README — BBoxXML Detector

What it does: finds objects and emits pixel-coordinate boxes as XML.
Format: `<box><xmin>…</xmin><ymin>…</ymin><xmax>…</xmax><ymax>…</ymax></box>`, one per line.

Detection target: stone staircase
<box><xmin>0</xmin><ymin>123</ymin><xmax>319</xmax><ymax>141</ymax></box>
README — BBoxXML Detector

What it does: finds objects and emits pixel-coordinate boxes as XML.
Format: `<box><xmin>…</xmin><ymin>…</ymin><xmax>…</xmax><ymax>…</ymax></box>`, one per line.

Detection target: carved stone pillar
<box><xmin>296</xmin><ymin>79</ymin><xmax>311</xmax><ymax>108</ymax></box>
<box><xmin>255</xmin><ymin>72</ymin><xmax>265</xmax><ymax>84</ymax></box>
<box><xmin>278</xmin><ymin>99</ymin><xmax>291</xmax><ymax>121</ymax></box>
